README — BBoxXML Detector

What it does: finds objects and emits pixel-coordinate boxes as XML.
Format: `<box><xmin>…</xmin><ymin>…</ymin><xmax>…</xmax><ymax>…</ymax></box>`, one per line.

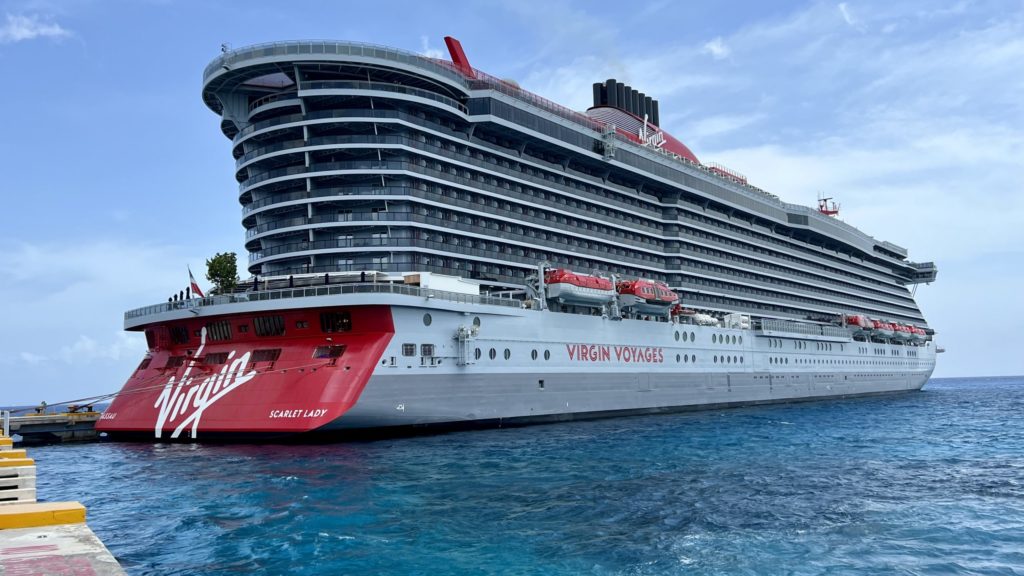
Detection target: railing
<box><xmin>246</xmin><ymin>213</ymin><xmax>663</xmax><ymax>267</ymax></box>
<box><xmin>248</xmin><ymin>91</ymin><xmax>300</xmax><ymax>113</ymax></box>
<box><xmin>299</xmin><ymin>80</ymin><xmax>467</xmax><ymax>114</ymax></box>
<box><xmin>204</xmin><ymin>40</ymin><xmax>470</xmax><ymax>89</ymax></box>
<box><xmin>759</xmin><ymin>318</ymin><xmax>850</xmax><ymax>338</ymax></box>
<box><xmin>125</xmin><ymin>281</ymin><xmax>522</xmax><ymax>321</ymax></box>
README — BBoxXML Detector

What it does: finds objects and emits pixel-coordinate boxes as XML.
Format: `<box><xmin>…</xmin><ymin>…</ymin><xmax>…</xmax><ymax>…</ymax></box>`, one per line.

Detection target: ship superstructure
<box><xmin>97</xmin><ymin>38</ymin><xmax>938</xmax><ymax>439</ymax></box>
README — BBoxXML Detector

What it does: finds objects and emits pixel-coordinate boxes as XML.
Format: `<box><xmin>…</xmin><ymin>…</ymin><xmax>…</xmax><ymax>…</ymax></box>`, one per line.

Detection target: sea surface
<box><xmin>29</xmin><ymin>376</ymin><xmax>1024</xmax><ymax>575</ymax></box>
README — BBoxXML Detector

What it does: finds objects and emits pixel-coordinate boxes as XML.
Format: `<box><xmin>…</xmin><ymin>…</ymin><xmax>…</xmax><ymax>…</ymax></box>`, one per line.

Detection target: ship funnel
<box><xmin>592</xmin><ymin>79</ymin><xmax>659</xmax><ymax>126</ymax></box>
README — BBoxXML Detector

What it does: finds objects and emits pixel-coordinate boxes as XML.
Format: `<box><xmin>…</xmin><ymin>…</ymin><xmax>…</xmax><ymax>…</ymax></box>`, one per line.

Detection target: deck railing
<box><xmin>125</xmin><ymin>281</ymin><xmax>522</xmax><ymax>321</ymax></box>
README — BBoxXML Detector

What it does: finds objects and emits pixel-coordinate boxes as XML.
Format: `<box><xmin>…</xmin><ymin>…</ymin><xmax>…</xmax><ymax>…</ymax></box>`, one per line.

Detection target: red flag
<box><xmin>189</xmin><ymin>267</ymin><xmax>205</xmax><ymax>298</ymax></box>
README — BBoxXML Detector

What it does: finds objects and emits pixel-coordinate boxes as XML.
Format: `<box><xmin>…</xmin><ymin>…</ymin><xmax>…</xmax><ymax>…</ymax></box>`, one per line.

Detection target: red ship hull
<box><xmin>96</xmin><ymin>306</ymin><xmax>394</xmax><ymax>439</ymax></box>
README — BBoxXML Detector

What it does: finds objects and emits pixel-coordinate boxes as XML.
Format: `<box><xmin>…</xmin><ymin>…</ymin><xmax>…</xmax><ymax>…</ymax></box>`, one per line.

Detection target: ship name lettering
<box><xmin>566</xmin><ymin>344</ymin><xmax>664</xmax><ymax>363</ymax></box>
<box><xmin>269</xmin><ymin>409</ymin><xmax>327</xmax><ymax>419</ymax></box>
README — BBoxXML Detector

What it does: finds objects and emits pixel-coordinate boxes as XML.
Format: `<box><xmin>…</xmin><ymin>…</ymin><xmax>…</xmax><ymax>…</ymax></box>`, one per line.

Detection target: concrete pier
<box><xmin>0</xmin><ymin>430</ymin><xmax>125</xmax><ymax>575</ymax></box>
<box><xmin>7</xmin><ymin>412</ymin><xmax>100</xmax><ymax>446</ymax></box>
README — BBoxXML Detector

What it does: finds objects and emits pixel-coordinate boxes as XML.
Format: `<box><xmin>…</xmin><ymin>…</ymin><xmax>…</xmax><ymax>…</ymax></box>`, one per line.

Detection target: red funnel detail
<box><xmin>444</xmin><ymin>36</ymin><xmax>474</xmax><ymax>78</ymax></box>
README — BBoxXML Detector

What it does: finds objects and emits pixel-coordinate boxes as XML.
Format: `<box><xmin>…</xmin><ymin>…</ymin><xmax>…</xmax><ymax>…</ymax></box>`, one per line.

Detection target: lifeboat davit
<box><xmin>617</xmin><ymin>279</ymin><xmax>679</xmax><ymax>314</ymax></box>
<box><xmin>845</xmin><ymin>314</ymin><xmax>873</xmax><ymax>336</ymax></box>
<box><xmin>871</xmin><ymin>320</ymin><xmax>895</xmax><ymax>339</ymax></box>
<box><xmin>544</xmin><ymin>268</ymin><xmax>616</xmax><ymax>307</ymax></box>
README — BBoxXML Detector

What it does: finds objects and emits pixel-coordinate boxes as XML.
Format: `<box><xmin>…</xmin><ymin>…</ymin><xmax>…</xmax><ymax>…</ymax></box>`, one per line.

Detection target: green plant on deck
<box><xmin>206</xmin><ymin>252</ymin><xmax>239</xmax><ymax>295</ymax></box>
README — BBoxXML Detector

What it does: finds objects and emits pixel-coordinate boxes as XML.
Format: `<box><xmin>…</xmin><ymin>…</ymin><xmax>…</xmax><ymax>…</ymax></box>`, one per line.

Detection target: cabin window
<box><xmin>205</xmin><ymin>321</ymin><xmax>232</xmax><ymax>342</ymax></box>
<box><xmin>136</xmin><ymin>358</ymin><xmax>152</xmax><ymax>371</ymax></box>
<box><xmin>313</xmin><ymin>345</ymin><xmax>347</xmax><ymax>359</ymax></box>
<box><xmin>423</xmin><ymin>313</ymin><xmax>432</xmax><ymax>327</ymax></box>
<box><xmin>169</xmin><ymin>326</ymin><xmax>190</xmax><ymax>344</ymax></box>
<box><xmin>421</xmin><ymin>344</ymin><xmax>435</xmax><ymax>357</ymax></box>
<box><xmin>320</xmin><ymin>311</ymin><xmax>352</xmax><ymax>333</ymax></box>
<box><xmin>402</xmin><ymin>344</ymin><xmax>416</xmax><ymax>357</ymax></box>
<box><xmin>164</xmin><ymin>356</ymin><xmax>185</xmax><ymax>368</ymax></box>
<box><xmin>251</xmin><ymin>349</ymin><xmax>281</xmax><ymax>363</ymax></box>
<box><xmin>253</xmin><ymin>316</ymin><xmax>285</xmax><ymax>337</ymax></box>
<box><xmin>203</xmin><ymin>352</ymin><xmax>229</xmax><ymax>365</ymax></box>
<box><xmin>489</xmin><ymin>348</ymin><xmax>496</xmax><ymax>360</ymax></box>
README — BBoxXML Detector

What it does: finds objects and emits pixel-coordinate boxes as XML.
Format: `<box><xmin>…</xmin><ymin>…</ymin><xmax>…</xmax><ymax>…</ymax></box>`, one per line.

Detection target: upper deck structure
<box><xmin>200</xmin><ymin>39</ymin><xmax>937</xmax><ymax>326</ymax></box>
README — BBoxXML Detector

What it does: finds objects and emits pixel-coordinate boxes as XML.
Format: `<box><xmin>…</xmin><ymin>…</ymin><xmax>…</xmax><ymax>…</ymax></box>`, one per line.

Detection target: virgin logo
<box><xmin>153</xmin><ymin>327</ymin><xmax>257</xmax><ymax>439</ymax></box>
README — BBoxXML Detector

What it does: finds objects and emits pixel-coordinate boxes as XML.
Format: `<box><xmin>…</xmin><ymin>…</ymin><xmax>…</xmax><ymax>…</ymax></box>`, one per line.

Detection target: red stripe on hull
<box><xmin>97</xmin><ymin>305</ymin><xmax>394</xmax><ymax>439</ymax></box>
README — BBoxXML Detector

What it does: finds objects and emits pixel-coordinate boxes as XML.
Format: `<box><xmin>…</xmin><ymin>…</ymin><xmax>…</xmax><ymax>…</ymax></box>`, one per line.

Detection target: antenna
<box><xmin>817</xmin><ymin>193</ymin><xmax>840</xmax><ymax>217</ymax></box>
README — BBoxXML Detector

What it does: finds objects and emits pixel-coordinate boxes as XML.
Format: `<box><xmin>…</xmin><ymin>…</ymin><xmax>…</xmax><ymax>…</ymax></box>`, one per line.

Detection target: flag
<box><xmin>189</xmin><ymin>267</ymin><xmax>205</xmax><ymax>298</ymax></box>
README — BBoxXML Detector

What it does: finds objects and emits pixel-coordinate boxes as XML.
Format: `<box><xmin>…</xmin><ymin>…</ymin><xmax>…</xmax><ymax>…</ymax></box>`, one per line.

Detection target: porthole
<box><xmin>504</xmin><ymin>348</ymin><xmax>511</xmax><ymax>360</ymax></box>
<box><xmin>531</xmin><ymin>349</ymin><xmax>538</xmax><ymax>360</ymax></box>
<box><xmin>683</xmin><ymin>331</ymin><xmax>689</xmax><ymax>342</ymax></box>
<box><xmin>544</xmin><ymin>350</ymin><xmax>551</xmax><ymax>361</ymax></box>
<box><xmin>473</xmin><ymin>316</ymin><xmax>481</xmax><ymax>327</ymax></box>
<box><xmin>489</xmin><ymin>348</ymin><xmax>496</xmax><ymax>360</ymax></box>
<box><xmin>690</xmin><ymin>332</ymin><xmax>695</xmax><ymax>342</ymax></box>
<box><xmin>734</xmin><ymin>356</ymin><xmax>738</xmax><ymax>364</ymax></box>
<box><xmin>740</xmin><ymin>356</ymin><xmax>744</xmax><ymax>364</ymax></box>
<box><xmin>739</xmin><ymin>336</ymin><xmax>743</xmax><ymax>345</ymax></box>
<box><xmin>727</xmin><ymin>355</ymin><xmax>732</xmax><ymax>364</ymax></box>
<box><xmin>684</xmin><ymin>354</ymin><xmax>689</xmax><ymax>363</ymax></box>
<box><xmin>423</xmin><ymin>313</ymin><xmax>432</xmax><ymax>326</ymax></box>
<box><xmin>714</xmin><ymin>355</ymin><xmax>718</xmax><ymax>364</ymax></box>
<box><xmin>731</xmin><ymin>335</ymin><xmax>737</xmax><ymax>345</ymax></box>
<box><xmin>712</xmin><ymin>334</ymin><xmax>717</xmax><ymax>344</ymax></box>
<box><xmin>474</xmin><ymin>348</ymin><xmax>481</xmax><ymax>360</ymax></box>
<box><xmin>675</xmin><ymin>331</ymin><xmax>680</xmax><ymax>341</ymax></box>
<box><xmin>676</xmin><ymin>354</ymin><xmax>681</xmax><ymax>363</ymax></box>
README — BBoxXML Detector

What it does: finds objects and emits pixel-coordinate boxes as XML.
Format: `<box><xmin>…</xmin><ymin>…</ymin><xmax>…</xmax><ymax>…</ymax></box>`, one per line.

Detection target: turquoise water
<box><xmin>30</xmin><ymin>377</ymin><xmax>1024</xmax><ymax>575</ymax></box>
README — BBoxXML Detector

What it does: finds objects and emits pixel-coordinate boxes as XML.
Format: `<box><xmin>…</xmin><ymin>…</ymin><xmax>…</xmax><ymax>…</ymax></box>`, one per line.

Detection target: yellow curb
<box><xmin>0</xmin><ymin>458</ymin><xmax>34</xmax><ymax>468</ymax></box>
<box><xmin>0</xmin><ymin>502</ymin><xmax>86</xmax><ymax>529</ymax></box>
<box><xmin>0</xmin><ymin>438</ymin><xmax>12</xmax><ymax>447</ymax></box>
<box><xmin>0</xmin><ymin>449</ymin><xmax>27</xmax><ymax>459</ymax></box>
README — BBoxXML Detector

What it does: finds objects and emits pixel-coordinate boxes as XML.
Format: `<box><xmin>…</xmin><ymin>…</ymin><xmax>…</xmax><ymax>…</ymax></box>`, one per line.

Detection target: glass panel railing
<box><xmin>126</xmin><ymin>281</ymin><xmax>522</xmax><ymax>321</ymax></box>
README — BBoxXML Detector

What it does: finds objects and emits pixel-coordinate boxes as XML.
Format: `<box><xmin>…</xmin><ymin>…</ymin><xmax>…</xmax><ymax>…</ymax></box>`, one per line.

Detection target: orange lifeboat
<box><xmin>617</xmin><ymin>279</ymin><xmax>679</xmax><ymax>314</ymax></box>
<box><xmin>845</xmin><ymin>314</ymin><xmax>873</xmax><ymax>336</ymax></box>
<box><xmin>871</xmin><ymin>320</ymin><xmax>895</xmax><ymax>339</ymax></box>
<box><xmin>544</xmin><ymin>268</ymin><xmax>616</xmax><ymax>307</ymax></box>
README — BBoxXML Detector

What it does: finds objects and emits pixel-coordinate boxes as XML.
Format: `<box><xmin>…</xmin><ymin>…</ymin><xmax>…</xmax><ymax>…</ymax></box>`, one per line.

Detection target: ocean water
<box><xmin>29</xmin><ymin>376</ymin><xmax>1024</xmax><ymax>575</ymax></box>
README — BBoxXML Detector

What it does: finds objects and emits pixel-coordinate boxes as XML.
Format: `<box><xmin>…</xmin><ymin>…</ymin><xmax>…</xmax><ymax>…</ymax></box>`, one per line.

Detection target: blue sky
<box><xmin>0</xmin><ymin>0</ymin><xmax>1020</xmax><ymax>405</ymax></box>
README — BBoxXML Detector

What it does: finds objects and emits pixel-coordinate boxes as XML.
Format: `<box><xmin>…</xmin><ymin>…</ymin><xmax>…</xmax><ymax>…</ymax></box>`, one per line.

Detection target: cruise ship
<box><xmin>96</xmin><ymin>38</ymin><xmax>939</xmax><ymax>440</ymax></box>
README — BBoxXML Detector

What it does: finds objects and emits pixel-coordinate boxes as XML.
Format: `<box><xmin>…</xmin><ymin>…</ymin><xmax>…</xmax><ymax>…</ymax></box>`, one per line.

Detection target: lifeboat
<box><xmin>544</xmin><ymin>268</ymin><xmax>616</xmax><ymax>307</ymax></box>
<box><xmin>617</xmin><ymin>279</ymin><xmax>679</xmax><ymax>315</ymax></box>
<box><xmin>892</xmin><ymin>324</ymin><xmax>912</xmax><ymax>341</ymax></box>
<box><xmin>871</xmin><ymin>320</ymin><xmax>895</xmax><ymax>339</ymax></box>
<box><xmin>909</xmin><ymin>326</ymin><xmax>926</xmax><ymax>342</ymax></box>
<box><xmin>845</xmin><ymin>314</ymin><xmax>873</xmax><ymax>336</ymax></box>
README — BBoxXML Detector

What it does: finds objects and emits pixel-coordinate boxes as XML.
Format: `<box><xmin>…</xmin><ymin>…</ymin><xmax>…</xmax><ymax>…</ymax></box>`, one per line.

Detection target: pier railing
<box><xmin>125</xmin><ymin>281</ymin><xmax>522</xmax><ymax>321</ymax></box>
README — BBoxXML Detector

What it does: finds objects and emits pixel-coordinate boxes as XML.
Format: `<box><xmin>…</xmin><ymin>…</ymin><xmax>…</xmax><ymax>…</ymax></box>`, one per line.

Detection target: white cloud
<box><xmin>58</xmin><ymin>333</ymin><xmax>144</xmax><ymax>365</ymax></box>
<box><xmin>0</xmin><ymin>14</ymin><xmax>69</xmax><ymax>44</ymax></box>
<box><xmin>838</xmin><ymin>3</ymin><xmax>855</xmax><ymax>26</ymax></box>
<box><xmin>684</xmin><ymin>114</ymin><xmax>764</xmax><ymax>142</ymax></box>
<box><xmin>419</xmin><ymin>35</ymin><xmax>444</xmax><ymax>59</ymax></box>
<box><xmin>0</xmin><ymin>240</ymin><xmax>199</xmax><ymax>403</ymax></box>
<box><xmin>701</xmin><ymin>37</ymin><xmax>730</xmax><ymax>60</ymax></box>
<box><xmin>19</xmin><ymin>352</ymin><xmax>46</xmax><ymax>365</ymax></box>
